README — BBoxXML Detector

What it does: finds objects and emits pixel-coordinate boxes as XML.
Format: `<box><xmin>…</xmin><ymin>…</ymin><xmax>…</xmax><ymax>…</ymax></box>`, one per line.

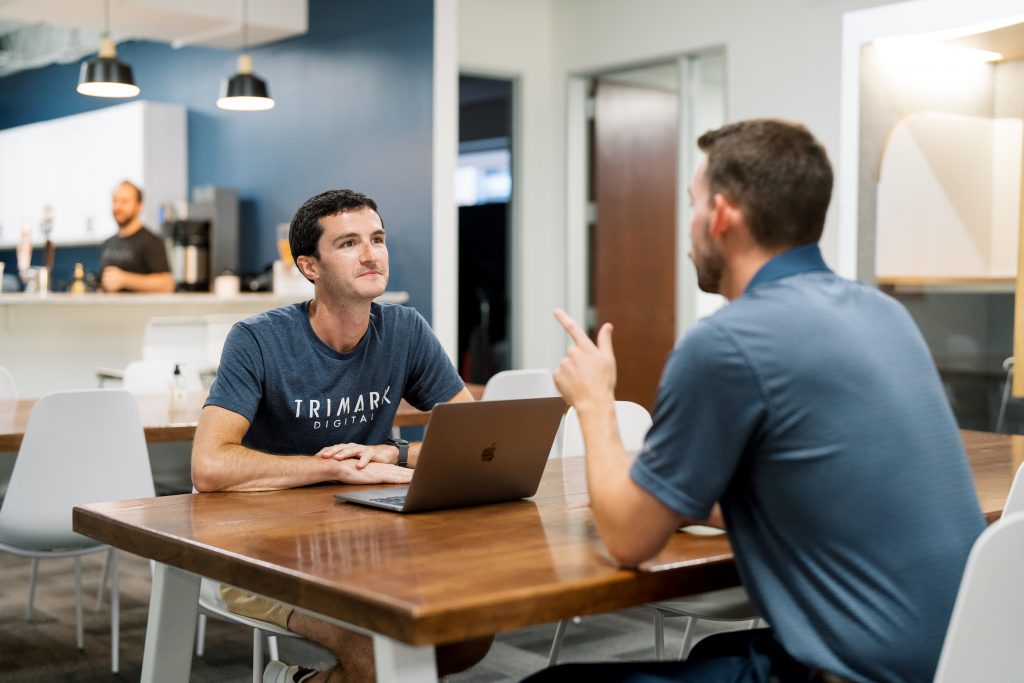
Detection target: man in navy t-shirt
<box><xmin>193</xmin><ymin>189</ymin><xmax>489</xmax><ymax>682</ymax></box>
<box><xmin>531</xmin><ymin>121</ymin><xmax>984</xmax><ymax>683</ymax></box>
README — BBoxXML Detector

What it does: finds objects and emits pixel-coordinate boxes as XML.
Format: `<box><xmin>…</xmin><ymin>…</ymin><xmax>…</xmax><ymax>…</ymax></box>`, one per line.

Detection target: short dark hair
<box><xmin>697</xmin><ymin>119</ymin><xmax>832</xmax><ymax>249</ymax></box>
<box><xmin>289</xmin><ymin>189</ymin><xmax>381</xmax><ymax>260</ymax></box>
<box><xmin>120</xmin><ymin>180</ymin><xmax>143</xmax><ymax>203</ymax></box>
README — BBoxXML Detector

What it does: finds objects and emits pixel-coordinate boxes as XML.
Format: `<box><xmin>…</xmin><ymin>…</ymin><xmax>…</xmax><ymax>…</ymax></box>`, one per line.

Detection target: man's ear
<box><xmin>295</xmin><ymin>254</ymin><xmax>318</xmax><ymax>281</ymax></box>
<box><xmin>709</xmin><ymin>193</ymin><xmax>742</xmax><ymax>238</ymax></box>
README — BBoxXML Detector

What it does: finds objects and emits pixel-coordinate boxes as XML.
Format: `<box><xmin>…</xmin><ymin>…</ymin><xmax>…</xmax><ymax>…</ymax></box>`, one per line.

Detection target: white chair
<box><xmin>196</xmin><ymin>578</ymin><xmax>299</xmax><ymax>683</ymax></box>
<box><xmin>0</xmin><ymin>366</ymin><xmax>18</xmax><ymax>501</ymax></box>
<box><xmin>560</xmin><ymin>401</ymin><xmax>652</xmax><ymax>459</ymax></box>
<box><xmin>548</xmin><ymin>401</ymin><xmax>759</xmax><ymax>664</ymax></box>
<box><xmin>932</xmin><ymin>511</ymin><xmax>1024</xmax><ymax>682</ymax></box>
<box><xmin>0</xmin><ymin>390</ymin><xmax>155</xmax><ymax>673</ymax></box>
<box><xmin>0</xmin><ymin>365</ymin><xmax>17</xmax><ymax>399</ymax></box>
<box><xmin>481</xmin><ymin>369</ymin><xmax>559</xmax><ymax>401</ymax></box>
<box><xmin>204</xmin><ymin>313</ymin><xmax>246</xmax><ymax>371</ymax></box>
<box><xmin>482</xmin><ymin>369</ymin><xmax>563</xmax><ymax>457</ymax></box>
<box><xmin>122</xmin><ymin>358</ymin><xmax>202</xmax><ymax>498</ymax></box>
<box><xmin>122</xmin><ymin>359</ymin><xmax>204</xmax><ymax>393</ymax></box>
<box><xmin>995</xmin><ymin>356</ymin><xmax>1014</xmax><ymax>433</ymax></box>
<box><xmin>548</xmin><ymin>401</ymin><xmax>655</xmax><ymax>663</ymax></box>
<box><xmin>142</xmin><ymin>315</ymin><xmax>212</xmax><ymax>370</ymax></box>
<box><xmin>1002</xmin><ymin>459</ymin><xmax>1024</xmax><ymax>516</ymax></box>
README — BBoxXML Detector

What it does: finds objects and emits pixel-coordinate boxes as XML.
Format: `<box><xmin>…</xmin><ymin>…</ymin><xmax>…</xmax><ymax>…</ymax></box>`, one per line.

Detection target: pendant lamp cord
<box><xmin>103</xmin><ymin>0</ymin><xmax>110</xmax><ymax>37</ymax></box>
<box><xmin>242</xmin><ymin>0</ymin><xmax>249</xmax><ymax>52</ymax></box>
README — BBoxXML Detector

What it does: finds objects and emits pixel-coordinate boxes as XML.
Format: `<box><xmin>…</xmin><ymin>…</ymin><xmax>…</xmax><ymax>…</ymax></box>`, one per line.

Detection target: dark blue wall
<box><xmin>0</xmin><ymin>0</ymin><xmax>435</xmax><ymax>316</ymax></box>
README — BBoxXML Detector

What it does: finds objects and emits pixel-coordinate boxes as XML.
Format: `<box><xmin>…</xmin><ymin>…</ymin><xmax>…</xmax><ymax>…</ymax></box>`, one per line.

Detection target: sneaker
<box><xmin>263</xmin><ymin>660</ymin><xmax>317</xmax><ymax>683</ymax></box>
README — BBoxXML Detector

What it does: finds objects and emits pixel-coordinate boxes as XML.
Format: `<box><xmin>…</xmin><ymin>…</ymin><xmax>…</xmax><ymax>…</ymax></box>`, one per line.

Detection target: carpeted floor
<box><xmin>0</xmin><ymin>551</ymin><xmax>749</xmax><ymax>682</ymax></box>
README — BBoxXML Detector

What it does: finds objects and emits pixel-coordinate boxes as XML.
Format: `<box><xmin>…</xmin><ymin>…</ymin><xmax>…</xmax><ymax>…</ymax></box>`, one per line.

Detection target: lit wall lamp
<box><xmin>77</xmin><ymin>0</ymin><xmax>140</xmax><ymax>98</ymax></box>
<box><xmin>217</xmin><ymin>0</ymin><xmax>275</xmax><ymax>111</ymax></box>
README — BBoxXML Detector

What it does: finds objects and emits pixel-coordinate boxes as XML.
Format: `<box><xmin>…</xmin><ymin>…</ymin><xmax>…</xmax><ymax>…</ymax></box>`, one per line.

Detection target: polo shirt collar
<box><xmin>746</xmin><ymin>243</ymin><xmax>831</xmax><ymax>292</ymax></box>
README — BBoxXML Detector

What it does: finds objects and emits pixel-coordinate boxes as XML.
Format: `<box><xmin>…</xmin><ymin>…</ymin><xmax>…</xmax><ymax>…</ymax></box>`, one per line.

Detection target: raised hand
<box><xmin>552</xmin><ymin>308</ymin><xmax>617</xmax><ymax>409</ymax></box>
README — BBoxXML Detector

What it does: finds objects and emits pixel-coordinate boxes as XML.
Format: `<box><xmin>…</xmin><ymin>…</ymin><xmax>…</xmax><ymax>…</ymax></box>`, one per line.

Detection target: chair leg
<box><xmin>196</xmin><ymin>614</ymin><xmax>207</xmax><ymax>657</ymax></box>
<box><xmin>547</xmin><ymin>619</ymin><xmax>570</xmax><ymax>666</ymax></box>
<box><xmin>111</xmin><ymin>550</ymin><xmax>120</xmax><ymax>673</ymax></box>
<box><xmin>654</xmin><ymin>609</ymin><xmax>665</xmax><ymax>660</ymax></box>
<box><xmin>268</xmin><ymin>634</ymin><xmax>279</xmax><ymax>661</ymax></box>
<box><xmin>96</xmin><ymin>547</ymin><xmax>111</xmax><ymax>610</ymax></box>
<box><xmin>252</xmin><ymin>628</ymin><xmax>264</xmax><ymax>683</ymax></box>
<box><xmin>74</xmin><ymin>556</ymin><xmax>84</xmax><ymax>649</ymax></box>
<box><xmin>677</xmin><ymin>616</ymin><xmax>695</xmax><ymax>660</ymax></box>
<box><xmin>26</xmin><ymin>557</ymin><xmax>39</xmax><ymax>619</ymax></box>
<box><xmin>997</xmin><ymin>366</ymin><xmax>1013</xmax><ymax>433</ymax></box>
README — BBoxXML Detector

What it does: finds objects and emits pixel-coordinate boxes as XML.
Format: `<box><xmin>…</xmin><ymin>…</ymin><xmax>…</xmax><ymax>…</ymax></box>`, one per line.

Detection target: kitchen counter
<box><xmin>0</xmin><ymin>291</ymin><xmax>410</xmax><ymax>306</ymax></box>
<box><xmin>0</xmin><ymin>290</ymin><xmax>410</xmax><ymax>397</ymax></box>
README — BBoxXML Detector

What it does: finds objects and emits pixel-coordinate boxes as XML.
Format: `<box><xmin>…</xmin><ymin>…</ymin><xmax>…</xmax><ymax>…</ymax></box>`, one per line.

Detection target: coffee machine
<box><xmin>168</xmin><ymin>219</ymin><xmax>211</xmax><ymax>291</ymax></box>
<box><xmin>162</xmin><ymin>186</ymin><xmax>239</xmax><ymax>291</ymax></box>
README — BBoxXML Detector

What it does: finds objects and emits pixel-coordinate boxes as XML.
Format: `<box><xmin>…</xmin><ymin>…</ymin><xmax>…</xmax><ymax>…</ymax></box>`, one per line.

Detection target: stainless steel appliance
<box><xmin>168</xmin><ymin>219</ymin><xmax>210</xmax><ymax>291</ymax></box>
<box><xmin>160</xmin><ymin>186</ymin><xmax>239</xmax><ymax>292</ymax></box>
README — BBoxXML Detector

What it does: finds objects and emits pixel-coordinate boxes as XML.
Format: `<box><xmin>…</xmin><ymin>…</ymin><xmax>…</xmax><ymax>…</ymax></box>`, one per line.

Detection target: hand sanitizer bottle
<box><xmin>170</xmin><ymin>363</ymin><xmax>188</xmax><ymax>409</ymax></box>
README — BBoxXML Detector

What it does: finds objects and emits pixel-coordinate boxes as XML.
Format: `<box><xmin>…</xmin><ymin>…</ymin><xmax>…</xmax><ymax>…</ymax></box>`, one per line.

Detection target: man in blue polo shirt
<box><xmin>535</xmin><ymin>120</ymin><xmax>984</xmax><ymax>682</ymax></box>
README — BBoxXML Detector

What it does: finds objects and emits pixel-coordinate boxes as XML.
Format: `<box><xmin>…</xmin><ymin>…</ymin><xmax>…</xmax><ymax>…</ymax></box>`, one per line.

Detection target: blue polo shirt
<box><xmin>631</xmin><ymin>244</ymin><xmax>984</xmax><ymax>683</ymax></box>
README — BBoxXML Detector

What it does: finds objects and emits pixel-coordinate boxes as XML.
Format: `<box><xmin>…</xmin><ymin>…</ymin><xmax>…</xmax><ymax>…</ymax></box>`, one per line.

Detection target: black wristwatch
<box><xmin>386</xmin><ymin>438</ymin><xmax>410</xmax><ymax>467</ymax></box>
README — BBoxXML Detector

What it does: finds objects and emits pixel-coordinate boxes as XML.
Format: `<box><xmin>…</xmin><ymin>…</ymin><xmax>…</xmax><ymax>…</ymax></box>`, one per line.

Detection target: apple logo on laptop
<box><xmin>481</xmin><ymin>442</ymin><xmax>497</xmax><ymax>462</ymax></box>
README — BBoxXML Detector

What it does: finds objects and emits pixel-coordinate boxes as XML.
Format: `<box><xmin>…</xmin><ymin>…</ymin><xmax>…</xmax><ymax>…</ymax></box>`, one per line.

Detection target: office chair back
<box><xmin>562</xmin><ymin>401</ymin><xmax>652</xmax><ymax>458</ymax></box>
<box><xmin>0</xmin><ymin>365</ymin><xmax>17</xmax><ymax>400</ymax></box>
<box><xmin>123</xmin><ymin>359</ymin><xmax>204</xmax><ymax>394</ymax></box>
<box><xmin>0</xmin><ymin>390</ymin><xmax>155</xmax><ymax>550</ymax></box>
<box><xmin>932</xmin><ymin>512</ymin><xmax>1024</xmax><ymax>682</ymax></box>
<box><xmin>1003</xmin><ymin>461</ymin><xmax>1024</xmax><ymax>517</ymax></box>
<box><xmin>481</xmin><ymin>369</ymin><xmax>558</xmax><ymax>401</ymax></box>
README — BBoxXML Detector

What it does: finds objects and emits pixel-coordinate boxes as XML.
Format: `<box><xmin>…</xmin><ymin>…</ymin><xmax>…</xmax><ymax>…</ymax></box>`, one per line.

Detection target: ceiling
<box><xmin>0</xmin><ymin>0</ymin><xmax>307</xmax><ymax>78</ymax></box>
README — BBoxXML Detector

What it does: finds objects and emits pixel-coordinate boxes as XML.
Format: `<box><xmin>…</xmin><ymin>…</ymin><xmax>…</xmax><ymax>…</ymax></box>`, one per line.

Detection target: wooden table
<box><xmin>72</xmin><ymin>430</ymin><xmax>1017</xmax><ymax>682</ymax></box>
<box><xmin>0</xmin><ymin>384</ymin><xmax>485</xmax><ymax>452</ymax></box>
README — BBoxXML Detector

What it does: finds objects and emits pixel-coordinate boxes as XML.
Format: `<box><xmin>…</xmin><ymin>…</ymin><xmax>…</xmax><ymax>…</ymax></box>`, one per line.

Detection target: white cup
<box><xmin>213</xmin><ymin>274</ymin><xmax>240</xmax><ymax>297</ymax></box>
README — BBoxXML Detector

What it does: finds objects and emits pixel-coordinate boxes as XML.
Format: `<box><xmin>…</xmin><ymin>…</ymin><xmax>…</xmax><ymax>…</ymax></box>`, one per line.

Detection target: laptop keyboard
<box><xmin>369</xmin><ymin>495</ymin><xmax>407</xmax><ymax>507</ymax></box>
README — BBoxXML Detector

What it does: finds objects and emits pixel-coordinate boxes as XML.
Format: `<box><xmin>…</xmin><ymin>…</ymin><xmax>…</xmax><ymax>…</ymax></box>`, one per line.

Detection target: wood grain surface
<box><xmin>73</xmin><ymin>432</ymin><xmax>1014</xmax><ymax>646</ymax></box>
<box><xmin>74</xmin><ymin>458</ymin><xmax>738</xmax><ymax>645</ymax></box>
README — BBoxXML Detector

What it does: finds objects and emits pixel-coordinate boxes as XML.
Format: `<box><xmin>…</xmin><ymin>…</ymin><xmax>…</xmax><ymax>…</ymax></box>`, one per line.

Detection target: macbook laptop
<box><xmin>334</xmin><ymin>396</ymin><xmax>565</xmax><ymax>513</ymax></box>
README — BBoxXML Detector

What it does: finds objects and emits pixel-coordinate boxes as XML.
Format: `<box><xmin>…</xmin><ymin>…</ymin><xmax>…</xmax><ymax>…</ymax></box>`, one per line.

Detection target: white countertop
<box><xmin>0</xmin><ymin>291</ymin><xmax>410</xmax><ymax>306</ymax></box>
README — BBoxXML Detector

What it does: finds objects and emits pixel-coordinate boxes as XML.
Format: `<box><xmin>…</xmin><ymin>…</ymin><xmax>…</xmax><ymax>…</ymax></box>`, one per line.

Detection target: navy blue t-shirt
<box><xmin>631</xmin><ymin>245</ymin><xmax>985</xmax><ymax>683</ymax></box>
<box><xmin>206</xmin><ymin>302</ymin><xmax>464</xmax><ymax>455</ymax></box>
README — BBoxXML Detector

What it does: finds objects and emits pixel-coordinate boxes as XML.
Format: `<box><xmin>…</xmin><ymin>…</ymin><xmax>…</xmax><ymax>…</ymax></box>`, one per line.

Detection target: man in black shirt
<box><xmin>99</xmin><ymin>181</ymin><xmax>175</xmax><ymax>293</ymax></box>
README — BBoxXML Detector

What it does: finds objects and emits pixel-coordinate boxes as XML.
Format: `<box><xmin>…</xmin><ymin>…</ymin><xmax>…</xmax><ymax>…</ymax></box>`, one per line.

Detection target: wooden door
<box><xmin>591</xmin><ymin>80</ymin><xmax>678</xmax><ymax>410</ymax></box>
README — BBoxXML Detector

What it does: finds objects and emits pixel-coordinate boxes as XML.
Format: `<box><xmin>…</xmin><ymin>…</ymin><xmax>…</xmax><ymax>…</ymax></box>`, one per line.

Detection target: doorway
<box><xmin>582</xmin><ymin>53</ymin><xmax>726</xmax><ymax>410</ymax></box>
<box><xmin>457</xmin><ymin>75</ymin><xmax>513</xmax><ymax>384</ymax></box>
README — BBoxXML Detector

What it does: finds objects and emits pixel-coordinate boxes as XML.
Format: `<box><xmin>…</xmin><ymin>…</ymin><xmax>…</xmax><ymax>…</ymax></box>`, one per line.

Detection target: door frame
<box><xmin>458</xmin><ymin>68</ymin><xmax>523</xmax><ymax>370</ymax></box>
<box><xmin>565</xmin><ymin>50</ymin><xmax>728</xmax><ymax>343</ymax></box>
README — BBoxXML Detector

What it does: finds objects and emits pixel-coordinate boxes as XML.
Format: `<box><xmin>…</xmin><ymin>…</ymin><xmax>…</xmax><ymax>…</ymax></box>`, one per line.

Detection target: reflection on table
<box><xmin>71</xmin><ymin>433</ymin><xmax>1016</xmax><ymax>682</ymax></box>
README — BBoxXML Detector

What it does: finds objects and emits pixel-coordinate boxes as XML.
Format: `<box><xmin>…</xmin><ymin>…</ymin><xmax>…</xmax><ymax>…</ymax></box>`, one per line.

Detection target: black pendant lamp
<box><xmin>217</xmin><ymin>0</ymin><xmax>274</xmax><ymax>111</ymax></box>
<box><xmin>77</xmin><ymin>0</ymin><xmax>139</xmax><ymax>98</ymax></box>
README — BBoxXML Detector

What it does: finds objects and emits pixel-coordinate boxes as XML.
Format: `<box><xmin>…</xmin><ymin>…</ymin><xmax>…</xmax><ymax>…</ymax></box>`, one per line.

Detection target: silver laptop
<box><xmin>334</xmin><ymin>397</ymin><xmax>565</xmax><ymax>513</ymax></box>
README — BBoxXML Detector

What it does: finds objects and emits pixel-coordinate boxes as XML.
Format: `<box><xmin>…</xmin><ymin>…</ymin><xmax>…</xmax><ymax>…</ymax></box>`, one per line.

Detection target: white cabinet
<box><xmin>0</xmin><ymin>101</ymin><xmax>186</xmax><ymax>247</ymax></box>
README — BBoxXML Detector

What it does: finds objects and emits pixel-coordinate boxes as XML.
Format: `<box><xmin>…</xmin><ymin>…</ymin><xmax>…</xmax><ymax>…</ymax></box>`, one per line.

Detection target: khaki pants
<box><xmin>220</xmin><ymin>585</ymin><xmax>293</xmax><ymax>630</ymax></box>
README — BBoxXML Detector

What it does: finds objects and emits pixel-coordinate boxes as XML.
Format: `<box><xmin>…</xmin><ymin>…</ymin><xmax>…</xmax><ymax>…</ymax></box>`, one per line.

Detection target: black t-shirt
<box><xmin>99</xmin><ymin>227</ymin><xmax>171</xmax><ymax>275</ymax></box>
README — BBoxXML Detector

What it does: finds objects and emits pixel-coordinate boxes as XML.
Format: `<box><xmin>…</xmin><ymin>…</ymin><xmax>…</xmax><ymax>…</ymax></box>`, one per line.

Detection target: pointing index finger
<box><xmin>554</xmin><ymin>308</ymin><xmax>593</xmax><ymax>348</ymax></box>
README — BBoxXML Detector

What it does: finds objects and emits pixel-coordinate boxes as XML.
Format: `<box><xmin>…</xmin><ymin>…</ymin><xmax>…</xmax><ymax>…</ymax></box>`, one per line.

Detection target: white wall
<box><xmin>458</xmin><ymin>0</ymin><xmax>899</xmax><ymax>371</ymax></box>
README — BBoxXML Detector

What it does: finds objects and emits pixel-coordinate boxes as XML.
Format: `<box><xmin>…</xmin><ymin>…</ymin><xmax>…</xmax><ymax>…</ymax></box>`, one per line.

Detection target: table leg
<box><xmin>372</xmin><ymin>634</ymin><xmax>438</xmax><ymax>682</ymax></box>
<box><xmin>141</xmin><ymin>563</ymin><xmax>200</xmax><ymax>683</ymax></box>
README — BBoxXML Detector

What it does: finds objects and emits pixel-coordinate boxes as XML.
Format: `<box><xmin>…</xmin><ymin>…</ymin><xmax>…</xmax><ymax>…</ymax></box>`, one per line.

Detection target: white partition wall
<box><xmin>876</xmin><ymin>112</ymin><xmax>1022</xmax><ymax>279</ymax></box>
